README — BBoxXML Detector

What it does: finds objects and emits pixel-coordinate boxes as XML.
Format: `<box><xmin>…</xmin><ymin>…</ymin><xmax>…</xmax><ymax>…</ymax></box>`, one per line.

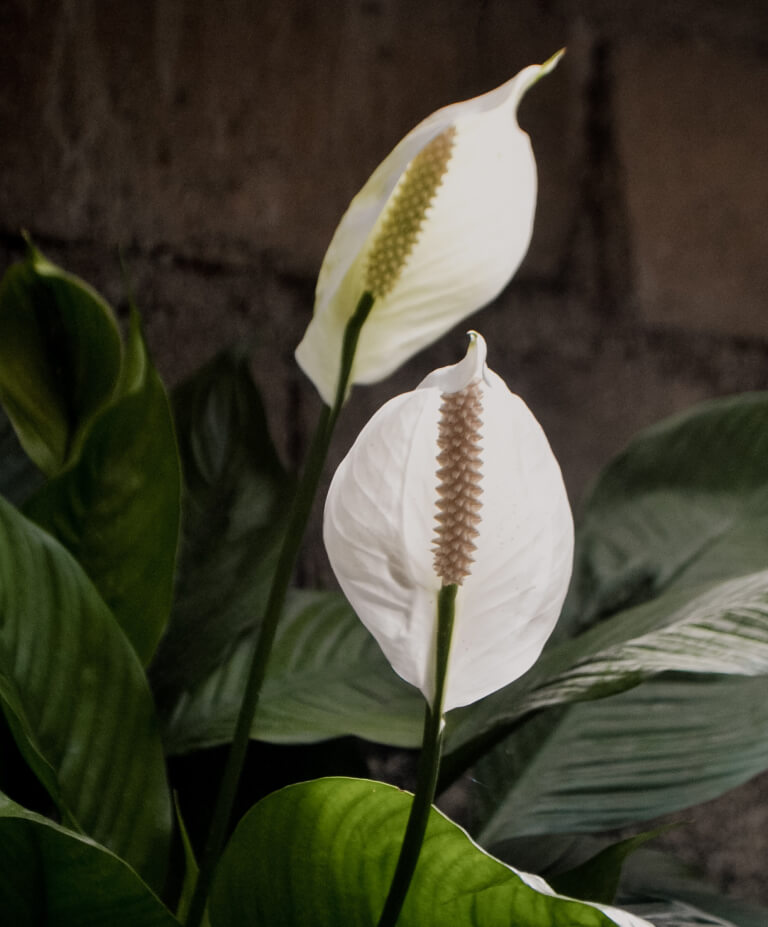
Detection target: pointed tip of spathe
<box><xmin>541</xmin><ymin>48</ymin><xmax>566</xmax><ymax>74</ymax></box>
<box><xmin>424</xmin><ymin>331</ymin><xmax>489</xmax><ymax>394</ymax></box>
<box><xmin>465</xmin><ymin>330</ymin><xmax>487</xmax><ymax>365</ymax></box>
<box><xmin>526</xmin><ymin>48</ymin><xmax>565</xmax><ymax>90</ymax></box>
<box><xmin>512</xmin><ymin>48</ymin><xmax>565</xmax><ymax>109</ymax></box>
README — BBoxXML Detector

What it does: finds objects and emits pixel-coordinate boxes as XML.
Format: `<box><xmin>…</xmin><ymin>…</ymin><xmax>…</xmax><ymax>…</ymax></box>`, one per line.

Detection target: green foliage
<box><xmin>0</xmin><ymin>495</ymin><xmax>171</xmax><ymax>887</ymax></box>
<box><xmin>0</xmin><ymin>791</ymin><xmax>179</xmax><ymax>926</ymax></box>
<box><xmin>444</xmin><ymin>394</ymin><xmax>768</xmax><ymax>779</ymax></box>
<box><xmin>2</xmin><ymin>247</ymin><xmax>768</xmax><ymax>926</ymax></box>
<box><xmin>24</xmin><ymin>310</ymin><xmax>181</xmax><ymax>664</ymax></box>
<box><xmin>548</xmin><ymin>827</ymin><xmax>673</xmax><ymax>904</ymax></box>
<box><xmin>173</xmin><ymin>795</ymin><xmax>210</xmax><ymax>927</ymax></box>
<box><xmin>209</xmin><ymin>778</ymin><xmax>620</xmax><ymax>927</ymax></box>
<box><xmin>162</xmin><ymin>589</ymin><xmax>423</xmax><ymax>754</ymax></box>
<box><xmin>472</xmin><ymin>674</ymin><xmax>768</xmax><ymax>843</ymax></box>
<box><xmin>0</xmin><ymin>406</ymin><xmax>43</xmax><ymax>506</ymax></box>
<box><xmin>150</xmin><ymin>350</ymin><xmax>293</xmax><ymax>705</ymax></box>
<box><xmin>0</xmin><ymin>242</ymin><xmax>122</xmax><ymax>476</ymax></box>
<box><xmin>620</xmin><ymin>850</ymin><xmax>768</xmax><ymax>927</ymax></box>
<box><xmin>561</xmin><ymin>392</ymin><xmax>768</xmax><ymax>636</ymax></box>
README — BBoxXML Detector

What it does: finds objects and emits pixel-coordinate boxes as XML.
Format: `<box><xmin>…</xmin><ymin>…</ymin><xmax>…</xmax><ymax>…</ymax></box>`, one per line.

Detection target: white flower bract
<box><xmin>296</xmin><ymin>52</ymin><xmax>563</xmax><ymax>406</ymax></box>
<box><xmin>323</xmin><ymin>332</ymin><xmax>574</xmax><ymax>711</ymax></box>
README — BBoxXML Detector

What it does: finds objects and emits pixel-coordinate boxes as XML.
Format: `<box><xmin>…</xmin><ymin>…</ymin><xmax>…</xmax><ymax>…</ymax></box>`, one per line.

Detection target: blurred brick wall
<box><xmin>2</xmin><ymin>0</ymin><xmax>768</xmax><ymax>901</ymax></box>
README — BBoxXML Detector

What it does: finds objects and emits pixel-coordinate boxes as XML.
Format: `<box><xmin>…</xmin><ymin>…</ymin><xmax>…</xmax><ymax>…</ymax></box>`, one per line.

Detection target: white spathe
<box><xmin>296</xmin><ymin>52</ymin><xmax>563</xmax><ymax>406</ymax></box>
<box><xmin>323</xmin><ymin>333</ymin><xmax>574</xmax><ymax>711</ymax></box>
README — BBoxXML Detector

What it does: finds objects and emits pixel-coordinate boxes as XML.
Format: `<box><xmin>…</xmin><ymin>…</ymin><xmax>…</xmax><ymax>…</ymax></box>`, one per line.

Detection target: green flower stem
<box><xmin>376</xmin><ymin>582</ymin><xmax>458</xmax><ymax>927</ymax></box>
<box><xmin>185</xmin><ymin>291</ymin><xmax>375</xmax><ymax>927</ymax></box>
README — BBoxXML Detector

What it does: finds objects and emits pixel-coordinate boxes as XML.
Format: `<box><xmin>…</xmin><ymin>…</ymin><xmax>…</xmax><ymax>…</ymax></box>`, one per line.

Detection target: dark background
<box><xmin>2</xmin><ymin>0</ymin><xmax>768</xmax><ymax>903</ymax></box>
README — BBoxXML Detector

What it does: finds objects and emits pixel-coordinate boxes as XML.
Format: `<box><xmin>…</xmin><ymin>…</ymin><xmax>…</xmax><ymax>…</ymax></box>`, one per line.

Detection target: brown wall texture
<box><xmin>2</xmin><ymin>0</ymin><xmax>768</xmax><ymax>903</ymax></box>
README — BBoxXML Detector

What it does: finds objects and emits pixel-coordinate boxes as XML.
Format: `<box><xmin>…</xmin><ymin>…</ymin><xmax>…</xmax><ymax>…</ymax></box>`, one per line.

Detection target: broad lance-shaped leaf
<box><xmin>471</xmin><ymin>673</ymin><xmax>768</xmax><ymax>844</ymax></box>
<box><xmin>560</xmin><ymin>391</ymin><xmax>768</xmax><ymax>639</ymax></box>
<box><xmin>0</xmin><ymin>495</ymin><xmax>172</xmax><ymax>888</ymax></box>
<box><xmin>443</xmin><ymin>568</ymin><xmax>768</xmax><ymax>776</ymax></box>
<box><xmin>209</xmin><ymin>777</ymin><xmax>652</xmax><ymax>927</ymax></box>
<box><xmin>161</xmin><ymin>590</ymin><xmax>423</xmax><ymax>754</ymax></box>
<box><xmin>24</xmin><ymin>310</ymin><xmax>181</xmax><ymax>664</ymax></box>
<box><xmin>164</xmin><ymin>572</ymin><xmax>768</xmax><ymax>759</ymax></box>
<box><xmin>0</xmin><ymin>792</ymin><xmax>178</xmax><ymax>926</ymax></box>
<box><xmin>149</xmin><ymin>350</ymin><xmax>293</xmax><ymax>705</ymax></box>
<box><xmin>0</xmin><ymin>241</ymin><xmax>122</xmax><ymax>475</ymax></box>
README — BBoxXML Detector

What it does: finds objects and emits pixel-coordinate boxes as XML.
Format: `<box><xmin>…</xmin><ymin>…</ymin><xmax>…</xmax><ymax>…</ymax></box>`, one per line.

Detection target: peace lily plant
<box><xmin>325</xmin><ymin>331</ymin><xmax>575</xmax><ymax>925</ymax></box>
<box><xmin>1</xmin><ymin>47</ymin><xmax>766</xmax><ymax>927</ymax></box>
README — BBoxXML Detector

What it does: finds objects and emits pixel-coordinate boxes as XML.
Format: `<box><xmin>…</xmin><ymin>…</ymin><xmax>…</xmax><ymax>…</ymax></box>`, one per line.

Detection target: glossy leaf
<box><xmin>24</xmin><ymin>311</ymin><xmax>181</xmax><ymax>664</ymax></box>
<box><xmin>444</xmin><ymin>568</ymin><xmax>768</xmax><ymax>778</ymax></box>
<box><xmin>561</xmin><ymin>392</ymin><xmax>768</xmax><ymax>638</ymax></box>
<box><xmin>440</xmin><ymin>393</ymin><xmax>768</xmax><ymax>775</ymax></box>
<box><xmin>0</xmin><ymin>495</ymin><xmax>171</xmax><ymax>887</ymax></box>
<box><xmin>0</xmin><ymin>792</ymin><xmax>178</xmax><ymax>926</ymax></box>
<box><xmin>209</xmin><ymin>777</ymin><xmax>650</xmax><ymax>927</ymax></box>
<box><xmin>162</xmin><ymin>590</ymin><xmax>423</xmax><ymax>753</ymax></box>
<box><xmin>472</xmin><ymin>674</ymin><xmax>768</xmax><ymax>844</ymax></box>
<box><xmin>0</xmin><ymin>242</ymin><xmax>122</xmax><ymax>475</ymax></box>
<box><xmin>150</xmin><ymin>350</ymin><xmax>293</xmax><ymax>705</ymax></box>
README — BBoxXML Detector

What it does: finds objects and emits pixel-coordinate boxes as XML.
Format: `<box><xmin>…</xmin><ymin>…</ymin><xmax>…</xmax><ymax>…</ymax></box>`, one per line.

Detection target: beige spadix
<box><xmin>323</xmin><ymin>333</ymin><xmax>573</xmax><ymax>711</ymax></box>
<box><xmin>296</xmin><ymin>52</ymin><xmax>564</xmax><ymax>406</ymax></box>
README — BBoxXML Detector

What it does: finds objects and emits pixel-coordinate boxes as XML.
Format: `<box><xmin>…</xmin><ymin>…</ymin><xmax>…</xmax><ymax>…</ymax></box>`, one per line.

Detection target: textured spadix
<box><xmin>296</xmin><ymin>52</ymin><xmax>563</xmax><ymax>406</ymax></box>
<box><xmin>324</xmin><ymin>333</ymin><xmax>573</xmax><ymax>711</ymax></box>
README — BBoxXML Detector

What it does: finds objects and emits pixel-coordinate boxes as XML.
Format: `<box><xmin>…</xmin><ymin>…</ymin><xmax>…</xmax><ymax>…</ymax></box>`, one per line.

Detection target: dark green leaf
<box><xmin>25</xmin><ymin>311</ymin><xmax>181</xmax><ymax>664</ymax></box>
<box><xmin>162</xmin><ymin>590</ymin><xmax>423</xmax><ymax>753</ymax></box>
<box><xmin>472</xmin><ymin>674</ymin><xmax>768</xmax><ymax>844</ymax></box>
<box><xmin>0</xmin><ymin>495</ymin><xmax>171</xmax><ymax>887</ymax></box>
<box><xmin>0</xmin><ymin>242</ymin><xmax>122</xmax><ymax>475</ymax></box>
<box><xmin>209</xmin><ymin>777</ymin><xmax>636</xmax><ymax>927</ymax></box>
<box><xmin>441</xmin><ymin>396</ymin><xmax>768</xmax><ymax>780</ymax></box>
<box><xmin>173</xmin><ymin>794</ymin><xmax>210</xmax><ymax>927</ymax></box>
<box><xmin>621</xmin><ymin>849</ymin><xmax>768</xmax><ymax>927</ymax></box>
<box><xmin>561</xmin><ymin>393</ymin><xmax>768</xmax><ymax>638</ymax></box>
<box><xmin>550</xmin><ymin>827</ymin><xmax>673</xmax><ymax>904</ymax></box>
<box><xmin>0</xmin><ymin>792</ymin><xmax>178</xmax><ymax>926</ymax></box>
<box><xmin>444</xmin><ymin>569</ymin><xmax>768</xmax><ymax>780</ymax></box>
<box><xmin>150</xmin><ymin>351</ymin><xmax>293</xmax><ymax>704</ymax></box>
<box><xmin>0</xmin><ymin>405</ymin><xmax>43</xmax><ymax>505</ymax></box>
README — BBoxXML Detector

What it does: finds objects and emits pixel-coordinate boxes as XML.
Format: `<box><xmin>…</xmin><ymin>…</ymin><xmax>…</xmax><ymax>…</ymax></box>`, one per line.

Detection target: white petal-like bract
<box><xmin>297</xmin><ymin>52</ymin><xmax>563</xmax><ymax>406</ymax></box>
<box><xmin>323</xmin><ymin>333</ymin><xmax>573</xmax><ymax>711</ymax></box>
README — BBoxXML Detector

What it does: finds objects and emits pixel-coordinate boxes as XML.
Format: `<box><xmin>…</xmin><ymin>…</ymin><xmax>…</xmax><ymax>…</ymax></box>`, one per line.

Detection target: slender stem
<box><xmin>376</xmin><ymin>583</ymin><xmax>458</xmax><ymax>927</ymax></box>
<box><xmin>184</xmin><ymin>291</ymin><xmax>374</xmax><ymax>927</ymax></box>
